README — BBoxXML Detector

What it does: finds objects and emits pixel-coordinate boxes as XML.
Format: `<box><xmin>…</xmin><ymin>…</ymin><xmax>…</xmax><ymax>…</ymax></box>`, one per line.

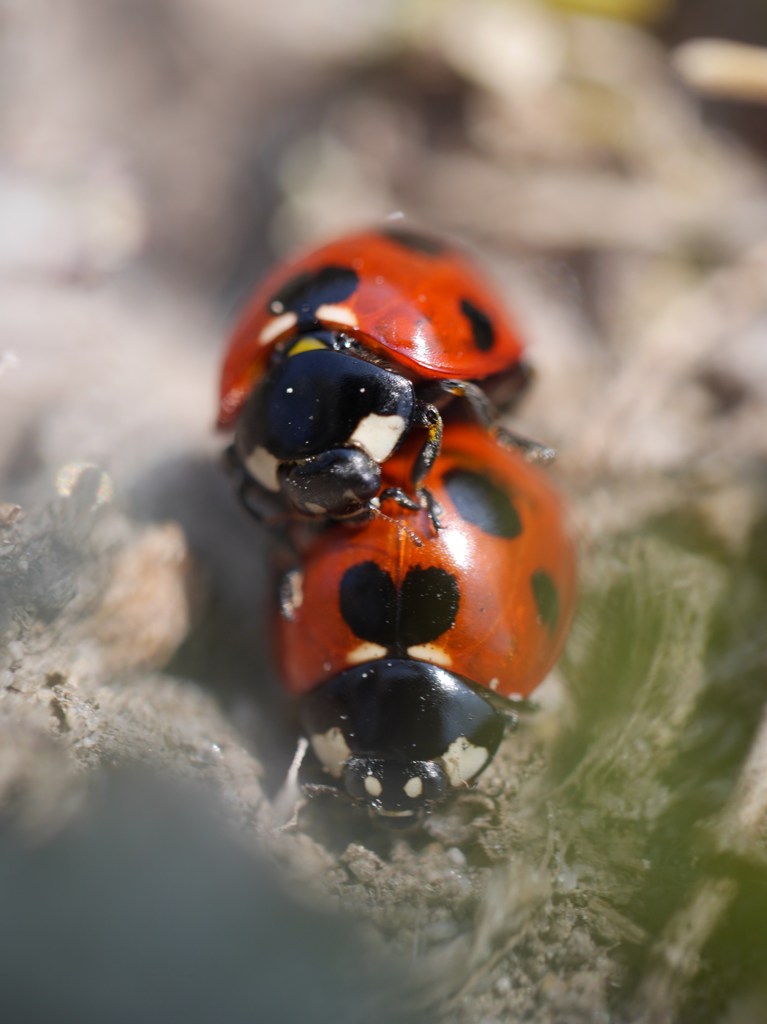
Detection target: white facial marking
<box><xmin>406</xmin><ymin>643</ymin><xmax>453</xmax><ymax>667</ymax></box>
<box><xmin>346</xmin><ymin>642</ymin><xmax>388</xmax><ymax>665</ymax></box>
<box><xmin>259</xmin><ymin>311</ymin><xmax>298</xmax><ymax>345</ymax></box>
<box><xmin>364</xmin><ymin>775</ymin><xmax>382</xmax><ymax>798</ymax></box>
<box><xmin>442</xmin><ymin>736</ymin><xmax>489</xmax><ymax>787</ymax></box>
<box><xmin>303</xmin><ymin>501</ymin><xmax>328</xmax><ymax>516</ymax></box>
<box><xmin>244</xmin><ymin>446</ymin><xmax>280</xmax><ymax>492</ymax></box>
<box><xmin>404</xmin><ymin>776</ymin><xmax>423</xmax><ymax>799</ymax></box>
<box><xmin>350</xmin><ymin>413</ymin><xmax>406</xmax><ymax>463</ymax></box>
<box><xmin>489</xmin><ymin>677</ymin><xmax>500</xmax><ymax>691</ymax></box>
<box><xmin>310</xmin><ymin>727</ymin><xmax>351</xmax><ymax>778</ymax></box>
<box><xmin>316</xmin><ymin>304</ymin><xmax>358</xmax><ymax>328</ymax></box>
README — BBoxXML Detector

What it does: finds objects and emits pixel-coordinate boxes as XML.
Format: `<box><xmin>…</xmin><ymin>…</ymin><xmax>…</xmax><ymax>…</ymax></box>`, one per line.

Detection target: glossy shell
<box><xmin>219</xmin><ymin>227</ymin><xmax>525</xmax><ymax>428</ymax></box>
<box><xmin>278</xmin><ymin>423</ymin><xmax>576</xmax><ymax>701</ymax></box>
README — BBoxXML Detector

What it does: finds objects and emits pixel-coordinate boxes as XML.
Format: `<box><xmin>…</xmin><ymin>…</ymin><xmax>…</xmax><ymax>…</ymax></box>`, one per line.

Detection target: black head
<box><xmin>343</xmin><ymin>757</ymin><xmax>447</xmax><ymax>825</ymax></box>
<box><xmin>278</xmin><ymin>448</ymin><xmax>381</xmax><ymax>519</ymax></box>
<box><xmin>299</xmin><ymin>659</ymin><xmax>506</xmax><ymax>824</ymax></box>
<box><xmin>234</xmin><ymin>335</ymin><xmax>415</xmax><ymax>519</ymax></box>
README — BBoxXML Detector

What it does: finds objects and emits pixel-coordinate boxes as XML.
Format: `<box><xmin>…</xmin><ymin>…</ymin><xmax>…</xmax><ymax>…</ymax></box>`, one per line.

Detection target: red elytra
<box><xmin>277</xmin><ymin>422</ymin><xmax>576</xmax><ymax>701</ymax></box>
<box><xmin>218</xmin><ymin>227</ymin><xmax>526</xmax><ymax>429</ymax></box>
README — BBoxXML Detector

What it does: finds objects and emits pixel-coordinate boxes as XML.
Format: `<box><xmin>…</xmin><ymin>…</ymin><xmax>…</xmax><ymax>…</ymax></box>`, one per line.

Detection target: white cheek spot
<box><xmin>404</xmin><ymin>776</ymin><xmax>423</xmax><ymax>799</ymax></box>
<box><xmin>364</xmin><ymin>775</ymin><xmax>382</xmax><ymax>798</ymax></box>
<box><xmin>244</xmin><ymin>446</ymin><xmax>280</xmax><ymax>492</ymax></box>
<box><xmin>489</xmin><ymin>677</ymin><xmax>499</xmax><ymax>691</ymax></box>
<box><xmin>303</xmin><ymin>501</ymin><xmax>328</xmax><ymax>516</ymax></box>
<box><xmin>350</xmin><ymin>413</ymin><xmax>406</xmax><ymax>463</ymax></box>
<box><xmin>442</xmin><ymin>736</ymin><xmax>489</xmax><ymax>787</ymax></box>
<box><xmin>310</xmin><ymin>727</ymin><xmax>351</xmax><ymax>778</ymax></box>
<box><xmin>259</xmin><ymin>311</ymin><xmax>298</xmax><ymax>345</ymax></box>
<box><xmin>406</xmin><ymin>643</ymin><xmax>453</xmax><ymax>667</ymax></box>
<box><xmin>316</xmin><ymin>304</ymin><xmax>358</xmax><ymax>329</ymax></box>
<box><xmin>346</xmin><ymin>642</ymin><xmax>388</xmax><ymax>665</ymax></box>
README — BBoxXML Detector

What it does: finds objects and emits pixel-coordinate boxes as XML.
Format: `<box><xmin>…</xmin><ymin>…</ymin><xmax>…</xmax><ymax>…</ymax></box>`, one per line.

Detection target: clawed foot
<box><xmin>495</xmin><ymin>427</ymin><xmax>556</xmax><ymax>465</ymax></box>
<box><xmin>378</xmin><ymin>486</ymin><xmax>443</xmax><ymax>531</ymax></box>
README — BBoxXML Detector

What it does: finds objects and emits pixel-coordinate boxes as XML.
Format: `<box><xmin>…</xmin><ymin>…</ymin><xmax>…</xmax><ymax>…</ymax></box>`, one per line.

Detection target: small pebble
<box><xmin>495</xmin><ymin>975</ymin><xmax>512</xmax><ymax>996</ymax></box>
<box><xmin>0</xmin><ymin>503</ymin><xmax>22</xmax><ymax>526</ymax></box>
<box><xmin>343</xmin><ymin>844</ymin><xmax>384</xmax><ymax>886</ymax></box>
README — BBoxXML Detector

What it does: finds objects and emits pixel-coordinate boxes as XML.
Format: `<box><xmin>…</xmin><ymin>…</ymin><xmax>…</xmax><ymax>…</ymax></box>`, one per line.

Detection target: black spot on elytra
<box><xmin>339</xmin><ymin>562</ymin><xmax>460</xmax><ymax>652</ymax></box>
<box><xmin>444</xmin><ymin>469</ymin><xmax>521</xmax><ymax>539</ymax></box>
<box><xmin>379</xmin><ymin>226</ymin><xmax>447</xmax><ymax>256</ymax></box>
<box><xmin>531</xmin><ymin>570</ymin><xmax>559</xmax><ymax>631</ymax></box>
<box><xmin>400</xmin><ymin>567</ymin><xmax>460</xmax><ymax>647</ymax></box>
<box><xmin>460</xmin><ymin>298</ymin><xmax>495</xmax><ymax>351</ymax></box>
<box><xmin>340</xmin><ymin>562</ymin><xmax>396</xmax><ymax>648</ymax></box>
<box><xmin>268</xmin><ymin>266</ymin><xmax>359</xmax><ymax>323</ymax></box>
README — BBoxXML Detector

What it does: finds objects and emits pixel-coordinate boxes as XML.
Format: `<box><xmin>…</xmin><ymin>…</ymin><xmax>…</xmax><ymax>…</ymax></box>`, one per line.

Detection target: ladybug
<box><xmin>276</xmin><ymin>422</ymin><xmax>576</xmax><ymax>824</ymax></box>
<box><xmin>219</xmin><ymin>226</ymin><xmax>534</xmax><ymax>525</ymax></box>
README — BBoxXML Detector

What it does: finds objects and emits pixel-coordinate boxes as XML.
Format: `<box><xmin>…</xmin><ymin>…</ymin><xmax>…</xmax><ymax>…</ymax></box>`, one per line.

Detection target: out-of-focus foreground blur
<box><xmin>3</xmin><ymin>2</ymin><xmax>767</xmax><ymax>1022</ymax></box>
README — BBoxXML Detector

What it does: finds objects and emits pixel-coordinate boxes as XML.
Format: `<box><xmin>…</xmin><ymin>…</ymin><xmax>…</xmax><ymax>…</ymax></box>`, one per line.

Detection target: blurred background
<box><xmin>2</xmin><ymin>1</ymin><xmax>767</xmax><ymax>1021</ymax></box>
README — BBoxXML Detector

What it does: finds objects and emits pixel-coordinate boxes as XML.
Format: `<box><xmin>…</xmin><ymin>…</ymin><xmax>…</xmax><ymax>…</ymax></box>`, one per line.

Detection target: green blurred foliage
<box><xmin>548</xmin><ymin>0</ymin><xmax>673</xmax><ymax>24</ymax></box>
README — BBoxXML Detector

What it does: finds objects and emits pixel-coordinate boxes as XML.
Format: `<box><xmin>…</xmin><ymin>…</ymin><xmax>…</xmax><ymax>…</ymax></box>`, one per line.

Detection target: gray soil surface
<box><xmin>3</xmin><ymin>3</ymin><xmax>767</xmax><ymax>1021</ymax></box>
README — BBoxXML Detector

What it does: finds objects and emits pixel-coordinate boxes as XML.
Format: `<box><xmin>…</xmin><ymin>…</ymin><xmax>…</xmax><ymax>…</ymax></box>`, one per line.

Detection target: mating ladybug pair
<box><xmin>219</xmin><ymin>226</ymin><xmax>576</xmax><ymax>825</ymax></box>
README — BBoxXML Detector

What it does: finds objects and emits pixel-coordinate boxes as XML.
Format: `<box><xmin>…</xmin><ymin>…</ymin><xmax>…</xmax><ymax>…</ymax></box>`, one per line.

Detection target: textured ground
<box><xmin>3</xmin><ymin>2</ymin><xmax>767</xmax><ymax>1022</ymax></box>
